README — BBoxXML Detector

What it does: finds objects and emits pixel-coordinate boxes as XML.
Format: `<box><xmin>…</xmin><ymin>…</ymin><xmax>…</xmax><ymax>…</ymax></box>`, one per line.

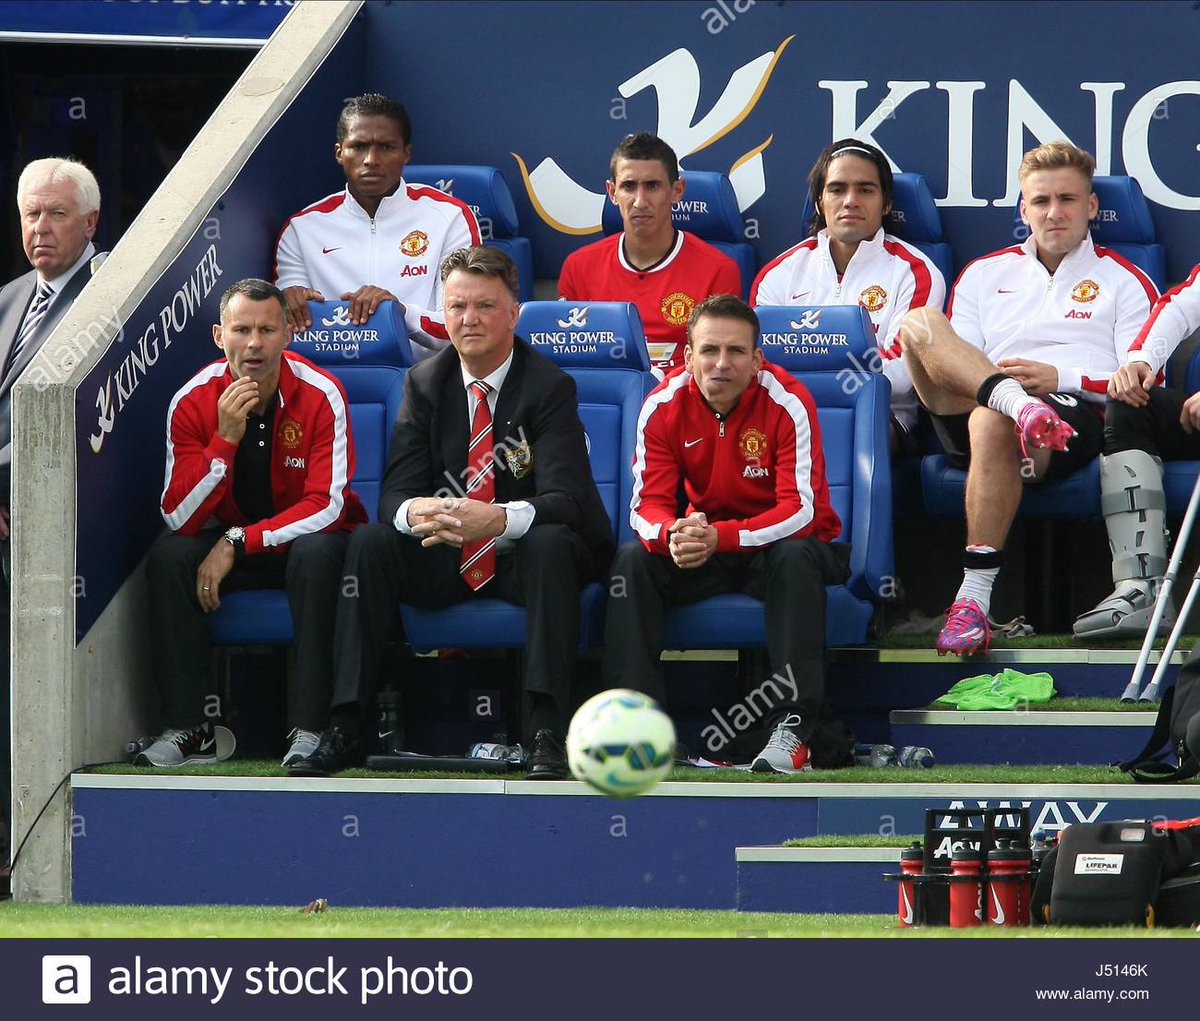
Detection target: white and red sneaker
<box><xmin>750</xmin><ymin>713</ymin><xmax>812</xmax><ymax>774</ymax></box>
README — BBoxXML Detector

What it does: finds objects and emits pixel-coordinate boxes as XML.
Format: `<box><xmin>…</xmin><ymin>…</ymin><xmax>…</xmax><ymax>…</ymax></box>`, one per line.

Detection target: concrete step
<box><xmin>888</xmin><ymin>708</ymin><xmax>1156</xmax><ymax>765</ymax></box>
<box><xmin>71</xmin><ymin>774</ymin><xmax>1200</xmax><ymax>910</ymax></box>
<box><xmin>737</xmin><ymin>846</ymin><xmax>898</xmax><ymax>914</ymax></box>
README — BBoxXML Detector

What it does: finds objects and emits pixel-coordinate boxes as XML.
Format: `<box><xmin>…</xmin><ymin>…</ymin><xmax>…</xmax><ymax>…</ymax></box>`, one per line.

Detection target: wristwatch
<box><xmin>223</xmin><ymin>526</ymin><xmax>246</xmax><ymax>553</ymax></box>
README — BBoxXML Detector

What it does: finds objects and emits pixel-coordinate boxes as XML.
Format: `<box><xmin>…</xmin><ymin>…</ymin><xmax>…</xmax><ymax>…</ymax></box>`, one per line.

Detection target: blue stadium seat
<box><xmin>920</xmin><ymin>453</ymin><xmax>1101</xmax><ymax>520</ymax></box>
<box><xmin>800</xmin><ymin>171</ymin><xmax>952</xmax><ymax>295</ymax></box>
<box><xmin>404</xmin><ymin>164</ymin><xmax>534</xmax><ymax>301</ymax></box>
<box><xmin>398</xmin><ymin>302</ymin><xmax>652</xmax><ymax>652</ymax></box>
<box><xmin>1011</xmin><ymin>175</ymin><xmax>1166</xmax><ymax>291</ymax></box>
<box><xmin>661</xmin><ymin>305</ymin><xmax>894</xmax><ymax>649</ymax></box>
<box><xmin>889</xmin><ymin>172</ymin><xmax>954</xmax><ymax>294</ymax></box>
<box><xmin>207</xmin><ymin>301</ymin><xmax>410</xmax><ymax>645</ymax></box>
<box><xmin>601</xmin><ymin>169</ymin><xmax>754</xmax><ymax>299</ymax></box>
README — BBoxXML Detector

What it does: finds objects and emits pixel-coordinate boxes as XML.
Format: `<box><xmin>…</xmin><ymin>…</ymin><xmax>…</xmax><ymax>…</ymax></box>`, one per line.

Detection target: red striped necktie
<box><xmin>459</xmin><ymin>379</ymin><xmax>496</xmax><ymax>590</ymax></box>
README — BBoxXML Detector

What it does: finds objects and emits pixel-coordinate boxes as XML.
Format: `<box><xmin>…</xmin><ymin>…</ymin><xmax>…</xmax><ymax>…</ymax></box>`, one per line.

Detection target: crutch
<box><xmin>1121</xmin><ymin>469</ymin><xmax>1200</xmax><ymax>702</ymax></box>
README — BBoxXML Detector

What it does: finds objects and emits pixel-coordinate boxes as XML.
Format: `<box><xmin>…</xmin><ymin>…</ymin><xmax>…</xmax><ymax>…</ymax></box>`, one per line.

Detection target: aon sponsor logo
<box><xmin>743</xmin><ymin>465</ymin><xmax>770</xmax><ymax>478</ymax></box>
<box><xmin>283</xmin><ymin>456</ymin><xmax>307</xmax><ymax>469</ymax></box>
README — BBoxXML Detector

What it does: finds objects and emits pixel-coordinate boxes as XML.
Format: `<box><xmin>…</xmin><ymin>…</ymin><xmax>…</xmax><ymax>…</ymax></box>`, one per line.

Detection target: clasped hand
<box><xmin>407</xmin><ymin>496</ymin><xmax>505</xmax><ymax>547</ymax></box>
<box><xmin>668</xmin><ymin>512</ymin><xmax>717</xmax><ymax>570</ymax></box>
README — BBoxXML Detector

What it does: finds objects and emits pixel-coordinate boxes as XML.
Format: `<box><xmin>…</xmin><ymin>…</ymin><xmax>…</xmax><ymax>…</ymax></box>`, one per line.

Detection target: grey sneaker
<box><xmin>750</xmin><ymin>713</ymin><xmax>812</xmax><ymax>774</ymax></box>
<box><xmin>282</xmin><ymin>728</ymin><xmax>322</xmax><ymax>767</ymax></box>
<box><xmin>135</xmin><ymin>722</ymin><xmax>220</xmax><ymax>767</ymax></box>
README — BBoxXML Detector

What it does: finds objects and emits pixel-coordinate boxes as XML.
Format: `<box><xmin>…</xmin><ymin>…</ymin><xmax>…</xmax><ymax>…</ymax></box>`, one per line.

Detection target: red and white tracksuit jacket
<box><xmin>160</xmin><ymin>351</ymin><xmax>366</xmax><ymax>555</ymax></box>
<box><xmin>630</xmin><ymin>360</ymin><xmax>840</xmax><ymax>555</ymax></box>
<box><xmin>948</xmin><ymin>232</ymin><xmax>1158</xmax><ymax>402</ymax></box>
<box><xmin>1127</xmin><ymin>261</ymin><xmax>1200</xmax><ymax>376</ymax></box>
<box><xmin>274</xmin><ymin>183</ymin><xmax>480</xmax><ymax>358</ymax></box>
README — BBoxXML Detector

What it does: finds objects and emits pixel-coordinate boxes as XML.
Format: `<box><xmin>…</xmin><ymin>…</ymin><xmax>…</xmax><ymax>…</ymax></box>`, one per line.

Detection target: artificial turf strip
<box><xmin>783</xmin><ymin>834</ymin><xmax>922</xmax><ymax>848</ymax></box>
<box><xmin>85</xmin><ymin>762</ymin><xmax>1139</xmax><ymax>783</ymax></box>
<box><xmin>998</xmin><ymin>697</ymin><xmax>1158</xmax><ymax>712</ymax></box>
<box><xmin>0</xmin><ymin>904</ymin><xmax>1185</xmax><ymax>938</ymax></box>
<box><xmin>881</xmin><ymin>632</ymin><xmax>1196</xmax><ymax>651</ymax></box>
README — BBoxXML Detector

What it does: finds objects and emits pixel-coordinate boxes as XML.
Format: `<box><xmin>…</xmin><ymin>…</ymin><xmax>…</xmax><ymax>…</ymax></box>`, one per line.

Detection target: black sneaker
<box><xmin>288</xmin><ymin>727</ymin><xmax>361</xmax><ymax>777</ymax></box>
<box><xmin>525</xmin><ymin>729</ymin><xmax>568</xmax><ymax>780</ymax></box>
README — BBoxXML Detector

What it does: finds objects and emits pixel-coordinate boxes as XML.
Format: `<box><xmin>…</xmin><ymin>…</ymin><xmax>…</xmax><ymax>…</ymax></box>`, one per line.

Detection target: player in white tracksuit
<box><xmin>273</xmin><ymin>93</ymin><xmax>480</xmax><ymax>358</ymax></box>
<box><xmin>750</xmin><ymin>138</ymin><xmax>946</xmax><ymax>449</ymax></box>
<box><xmin>893</xmin><ymin>141</ymin><xmax>1156</xmax><ymax>656</ymax></box>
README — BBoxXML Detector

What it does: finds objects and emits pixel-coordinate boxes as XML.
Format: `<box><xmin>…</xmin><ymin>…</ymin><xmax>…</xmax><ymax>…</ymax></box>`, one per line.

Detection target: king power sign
<box><xmin>517</xmin><ymin>38</ymin><xmax>1198</xmax><ymax>234</ymax></box>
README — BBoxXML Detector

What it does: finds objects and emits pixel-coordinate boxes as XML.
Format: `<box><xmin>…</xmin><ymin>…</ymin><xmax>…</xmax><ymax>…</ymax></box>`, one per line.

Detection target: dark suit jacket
<box><xmin>0</xmin><ymin>259</ymin><xmax>98</xmax><ymax>502</ymax></box>
<box><xmin>380</xmin><ymin>336</ymin><xmax>615</xmax><ymax>575</ymax></box>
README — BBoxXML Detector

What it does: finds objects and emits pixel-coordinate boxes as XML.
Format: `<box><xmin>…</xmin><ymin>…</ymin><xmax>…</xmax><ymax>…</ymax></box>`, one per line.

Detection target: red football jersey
<box><xmin>558</xmin><ymin>230</ymin><xmax>743</xmax><ymax>372</ymax></box>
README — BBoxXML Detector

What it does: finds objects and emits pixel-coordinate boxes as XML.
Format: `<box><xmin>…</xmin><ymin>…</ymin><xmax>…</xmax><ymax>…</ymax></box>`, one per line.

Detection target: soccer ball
<box><xmin>566</xmin><ymin>689</ymin><xmax>676</xmax><ymax>798</ymax></box>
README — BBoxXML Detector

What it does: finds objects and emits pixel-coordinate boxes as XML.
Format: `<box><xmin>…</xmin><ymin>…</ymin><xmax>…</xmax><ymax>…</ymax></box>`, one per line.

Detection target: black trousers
<box><xmin>145</xmin><ymin>529</ymin><xmax>348</xmax><ymax>731</ymax></box>
<box><xmin>602</xmin><ymin>538</ymin><xmax>850</xmax><ymax>740</ymax></box>
<box><xmin>332</xmin><ymin>521</ymin><xmax>595</xmax><ymax>723</ymax></box>
<box><xmin>1105</xmin><ymin>387</ymin><xmax>1200</xmax><ymax>459</ymax></box>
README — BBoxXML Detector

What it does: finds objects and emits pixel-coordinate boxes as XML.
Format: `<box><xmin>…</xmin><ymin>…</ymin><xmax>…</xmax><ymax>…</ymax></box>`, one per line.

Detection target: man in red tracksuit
<box><xmin>141</xmin><ymin>278</ymin><xmax>366</xmax><ymax>769</ymax></box>
<box><xmin>603</xmin><ymin>294</ymin><xmax>847</xmax><ymax>773</ymax></box>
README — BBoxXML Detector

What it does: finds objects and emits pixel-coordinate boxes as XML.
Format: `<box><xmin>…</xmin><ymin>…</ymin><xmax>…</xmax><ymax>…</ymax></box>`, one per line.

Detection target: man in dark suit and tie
<box><xmin>293</xmin><ymin>246</ymin><xmax>614</xmax><ymax>778</ymax></box>
<box><xmin>1</xmin><ymin>157</ymin><xmax>102</xmax><ymax>884</ymax></box>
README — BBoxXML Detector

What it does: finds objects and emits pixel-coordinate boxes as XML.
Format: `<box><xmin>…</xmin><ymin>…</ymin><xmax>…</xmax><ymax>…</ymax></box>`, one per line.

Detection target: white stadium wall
<box><xmin>9</xmin><ymin>0</ymin><xmax>365</xmax><ymax>902</ymax></box>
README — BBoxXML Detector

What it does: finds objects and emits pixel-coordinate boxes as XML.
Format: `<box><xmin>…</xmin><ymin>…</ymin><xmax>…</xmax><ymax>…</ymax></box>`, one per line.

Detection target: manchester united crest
<box><xmin>738</xmin><ymin>427</ymin><xmax>767</xmax><ymax>463</ymax></box>
<box><xmin>660</xmin><ymin>291</ymin><xmax>695</xmax><ymax>326</ymax></box>
<box><xmin>400</xmin><ymin>230</ymin><xmax>430</xmax><ymax>257</ymax></box>
<box><xmin>1071</xmin><ymin>279</ymin><xmax>1100</xmax><ymax>303</ymax></box>
<box><xmin>859</xmin><ymin>284</ymin><xmax>888</xmax><ymax>313</ymax></box>
<box><xmin>502</xmin><ymin>438</ymin><xmax>534</xmax><ymax>479</ymax></box>
<box><xmin>280</xmin><ymin>419</ymin><xmax>304</xmax><ymax>449</ymax></box>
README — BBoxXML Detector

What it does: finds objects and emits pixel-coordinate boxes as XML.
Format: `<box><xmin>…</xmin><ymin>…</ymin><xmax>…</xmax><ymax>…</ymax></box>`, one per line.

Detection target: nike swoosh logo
<box><xmin>199</xmin><ymin>737</ymin><xmax>216</xmax><ymax>753</ymax></box>
<box><xmin>997</xmin><ymin>288</ymin><xmax>1016</xmax><ymax>293</ymax></box>
<box><xmin>990</xmin><ymin>885</ymin><xmax>1006</xmax><ymax>925</ymax></box>
<box><xmin>791</xmin><ymin>291</ymin><xmax>811</xmax><ymax>300</ymax></box>
<box><xmin>684</xmin><ymin>438</ymin><xmax>703</xmax><ymax>448</ymax></box>
<box><xmin>322</xmin><ymin>246</ymin><xmax>342</xmax><ymax>254</ymax></box>
<box><xmin>900</xmin><ymin>885</ymin><xmax>914</xmax><ymax>925</ymax></box>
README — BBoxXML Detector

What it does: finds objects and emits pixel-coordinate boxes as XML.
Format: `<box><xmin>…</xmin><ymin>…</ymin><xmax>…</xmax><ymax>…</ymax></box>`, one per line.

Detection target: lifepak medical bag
<box><xmin>1032</xmin><ymin>818</ymin><xmax>1200</xmax><ymax>926</ymax></box>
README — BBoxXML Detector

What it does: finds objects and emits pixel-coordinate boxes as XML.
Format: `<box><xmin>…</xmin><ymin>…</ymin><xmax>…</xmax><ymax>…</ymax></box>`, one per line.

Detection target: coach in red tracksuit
<box><xmin>603</xmin><ymin>294</ymin><xmax>847</xmax><ymax>774</ymax></box>
<box><xmin>141</xmin><ymin>278</ymin><xmax>366</xmax><ymax>769</ymax></box>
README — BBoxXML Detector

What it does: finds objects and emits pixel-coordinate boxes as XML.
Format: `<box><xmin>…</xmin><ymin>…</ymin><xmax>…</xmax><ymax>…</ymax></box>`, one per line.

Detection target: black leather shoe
<box><xmin>288</xmin><ymin>727</ymin><xmax>361</xmax><ymax>777</ymax></box>
<box><xmin>526</xmin><ymin>729</ymin><xmax>568</xmax><ymax>780</ymax></box>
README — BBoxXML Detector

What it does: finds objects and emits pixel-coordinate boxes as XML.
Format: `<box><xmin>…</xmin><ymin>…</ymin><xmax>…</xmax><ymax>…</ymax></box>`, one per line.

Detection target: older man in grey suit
<box><xmin>0</xmin><ymin>156</ymin><xmax>102</xmax><ymax>888</ymax></box>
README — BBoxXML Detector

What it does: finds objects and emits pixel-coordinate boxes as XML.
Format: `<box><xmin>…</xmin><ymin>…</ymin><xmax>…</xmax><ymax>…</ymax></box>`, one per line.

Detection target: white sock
<box><xmin>954</xmin><ymin>545</ymin><xmax>1000</xmax><ymax>616</ymax></box>
<box><xmin>985</xmin><ymin>377</ymin><xmax>1040</xmax><ymax>422</ymax></box>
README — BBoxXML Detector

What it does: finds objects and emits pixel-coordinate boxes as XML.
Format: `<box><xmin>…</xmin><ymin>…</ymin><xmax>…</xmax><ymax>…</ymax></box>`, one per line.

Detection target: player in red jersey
<box><xmin>603</xmin><ymin>295</ymin><xmax>847</xmax><ymax>773</ymax></box>
<box><xmin>557</xmin><ymin>133</ymin><xmax>742</xmax><ymax>374</ymax></box>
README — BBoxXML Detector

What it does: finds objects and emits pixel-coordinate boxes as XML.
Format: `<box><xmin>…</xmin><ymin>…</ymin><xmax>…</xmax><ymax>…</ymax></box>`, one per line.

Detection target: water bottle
<box><xmin>853</xmin><ymin>743</ymin><xmax>897</xmax><ymax>768</ymax></box>
<box><xmin>376</xmin><ymin>689</ymin><xmax>404</xmax><ymax>754</ymax></box>
<box><xmin>125</xmin><ymin>736</ymin><xmax>155</xmax><ymax>758</ymax></box>
<box><xmin>898</xmin><ymin>841</ymin><xmax>924</xmax><ymax>928</ymax></box>
<box><xmin>987</xmin><ymin>839</ymin><xmax>1032</xmax><ymax>927</ymax></box>
<box><xmin>468</xmin><ymin>742</ymin><xmax>527</xmax><ymax>767</ymax></box>
<box><xmin>949</xmin><ymin>845</ymin><xmax>984</xmax><ymax>927</ymax></box>
<box><xmin>897</xmin><ymin>745</ymin><xmax>935</xmax><ymax>768</ymax></box>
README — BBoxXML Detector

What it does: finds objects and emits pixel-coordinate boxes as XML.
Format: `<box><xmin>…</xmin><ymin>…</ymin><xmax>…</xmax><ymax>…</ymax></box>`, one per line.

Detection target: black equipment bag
<box><xmin>1118</xmin><ymin>652</ymin><xmax>1200</xmax><ymax>783</ymax></box>
<box><xmin>1039</xmin><ymin>818</ymin><xmax>1200</xmax><ymax>927</ymax></box>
